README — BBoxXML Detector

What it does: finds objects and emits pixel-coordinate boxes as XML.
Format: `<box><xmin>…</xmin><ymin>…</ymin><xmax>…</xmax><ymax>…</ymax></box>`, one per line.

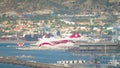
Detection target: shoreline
<box><xmin>0</xmin><ymin>40</ymin><xmax>37</xmax><ymax>44</ymax></box>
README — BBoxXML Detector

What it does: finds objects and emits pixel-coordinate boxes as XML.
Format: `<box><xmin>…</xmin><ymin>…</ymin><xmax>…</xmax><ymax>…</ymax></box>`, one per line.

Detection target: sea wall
<box><xmin>0</xmin><ymin>57</ymin><xmax>69</xmax><ymax>68</ymax></box>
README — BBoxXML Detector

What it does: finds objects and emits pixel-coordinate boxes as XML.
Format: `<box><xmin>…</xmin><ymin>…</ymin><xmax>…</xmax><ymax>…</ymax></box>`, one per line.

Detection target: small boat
<box><xmin>108</xmin><ymin>55</ymin><xmax>120</xmax><ymax>67</ymax></box>
<box><xmin>17</xmin><ymin>42</ymin><xmax>24</xmax><ymax>47</ymax></box>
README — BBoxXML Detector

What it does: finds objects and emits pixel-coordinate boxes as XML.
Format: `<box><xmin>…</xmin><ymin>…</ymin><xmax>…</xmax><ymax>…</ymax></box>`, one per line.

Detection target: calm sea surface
<box><xmin>0</xmin><ymin>43</ymin><xmax>120</xmax><ymax>68</ymax></box>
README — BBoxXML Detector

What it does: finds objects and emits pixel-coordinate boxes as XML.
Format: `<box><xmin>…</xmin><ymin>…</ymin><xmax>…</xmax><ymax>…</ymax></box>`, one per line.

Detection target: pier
<box><xmin>0</xmin><ymin>56</ymin><xmax>70</xmax><ymax>68</ymax></box>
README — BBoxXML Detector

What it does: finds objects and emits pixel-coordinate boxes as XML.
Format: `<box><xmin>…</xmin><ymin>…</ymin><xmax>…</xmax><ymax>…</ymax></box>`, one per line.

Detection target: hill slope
<box><xmin>0</xmin><ymin>0</ymin><xmax>117</xmax><ymax>14</ymax></box>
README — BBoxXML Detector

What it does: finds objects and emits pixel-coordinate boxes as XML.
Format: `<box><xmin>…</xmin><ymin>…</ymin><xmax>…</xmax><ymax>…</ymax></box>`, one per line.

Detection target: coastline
<box><xmin>0</xmin><ymin>40</ymin><xmax>37</xmax><ymax>44</ymax></box>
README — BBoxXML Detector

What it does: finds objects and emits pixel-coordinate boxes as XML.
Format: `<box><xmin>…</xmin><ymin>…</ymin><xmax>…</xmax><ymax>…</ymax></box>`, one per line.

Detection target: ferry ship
<box><xmin>17</xmin><ymin>32</ymin><xmax>119</xmax><ymax>51</ymax></box>
<box><xmin>17</xmin><ymin>33</ymin><xmax>89</xmax><ymax>50</ymax></box>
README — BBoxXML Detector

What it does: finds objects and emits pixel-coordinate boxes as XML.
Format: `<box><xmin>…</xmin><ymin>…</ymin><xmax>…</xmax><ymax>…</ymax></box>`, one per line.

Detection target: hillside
<box><xmin>0</xmin><ymin>0</ymin><xmax>117</xmax><ymax>14</ymax></box>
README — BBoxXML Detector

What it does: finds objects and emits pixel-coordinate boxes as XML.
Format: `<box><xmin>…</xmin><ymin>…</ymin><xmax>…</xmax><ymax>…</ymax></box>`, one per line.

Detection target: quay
<box><xmin>0</xmin><ymin>56</ymin><xmax>70</xmax><ymax>68</ymax></box>
<box><xmin>67</xmin><ymin>41</ymin><xmax>120</xmax><ymax>52</ymax></box>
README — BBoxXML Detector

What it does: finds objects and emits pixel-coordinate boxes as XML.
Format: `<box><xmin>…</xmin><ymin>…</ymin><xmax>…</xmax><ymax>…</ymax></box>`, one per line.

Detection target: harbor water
<box><xmin>0</xmin><ymin>43</ymin><xmax>120</xmax><ymax>68</ymax></box>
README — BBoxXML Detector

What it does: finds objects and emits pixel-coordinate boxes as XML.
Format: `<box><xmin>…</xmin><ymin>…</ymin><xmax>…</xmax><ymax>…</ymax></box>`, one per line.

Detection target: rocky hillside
<box><xmin>0</xmin><ymin>0</ymin><xmax>119</xmax><ymax>14</ymax></box>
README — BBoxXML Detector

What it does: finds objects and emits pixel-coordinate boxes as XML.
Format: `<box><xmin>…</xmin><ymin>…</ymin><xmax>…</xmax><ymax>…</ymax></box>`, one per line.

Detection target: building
<box><xmin>109</xmin><ymin>0</ymin><xmax>120</xmax><ymax>2</ymax></box>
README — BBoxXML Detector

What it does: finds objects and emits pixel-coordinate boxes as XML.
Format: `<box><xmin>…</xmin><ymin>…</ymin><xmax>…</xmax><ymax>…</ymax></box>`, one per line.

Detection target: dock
<box><xmin>0</xmin><ymin>56</ymin><xmax>70</xmax><ymax>68</ymax></box>
<box><xmin>67</xmin><ymin>40</ymin><xmax>119</xmax><ymax>52</ymax></box>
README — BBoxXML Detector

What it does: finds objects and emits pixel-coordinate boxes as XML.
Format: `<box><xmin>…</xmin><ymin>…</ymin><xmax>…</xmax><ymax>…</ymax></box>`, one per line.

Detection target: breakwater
<box><xmin>0</xmin><ymin>57</ymin><xmax>69</xmax><ymax>68</ymax></box>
